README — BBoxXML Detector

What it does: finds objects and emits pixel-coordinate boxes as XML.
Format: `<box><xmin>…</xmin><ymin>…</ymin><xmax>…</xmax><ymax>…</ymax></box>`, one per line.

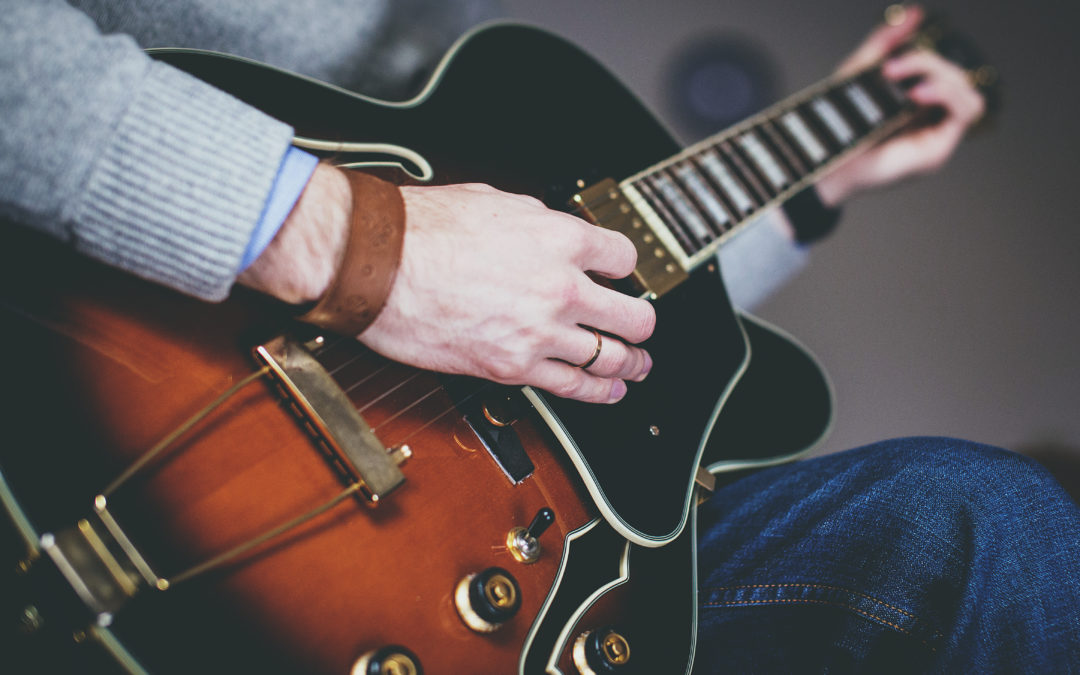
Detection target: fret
<box><xmin>697</xmin><ymin>149</ymin><xmax>756</xmax><ymax>215</ymax></box>
<box><xmin>619</xmin><ymin>62</ymin><xmax>921</xmax><ymax>274</ymax></box>
<box><xmin>736</xmin><ymin>131</ymin><xmax>790</xmax><ymax>191</ymax></box>
<box><xmin>722</xmin><ymin>140</ymin><xmax>773</xmax><ymax>202</ymax></box>
<box><xmin>673</xmin><ymin>161</ymin><xmax>732</xmax><ymax>231</ymax></box>
<box><xmin>760</xmin><ymin>119</ymin><xmax>808</xmax><ymax>180</ymax></box>
<box><xmin>649</xmin><ymin>172</ymin><xmax>715</xmax><ymax>244</ymax></box>
<box><xmin>635</xmin><ymin>178</ymin><xmax>697</xmax><ymax>254</ymax></box>
<box><xmin>861</xmin><ymin>70</ymin><xmax>909</xmax><ymax>116</ymax></box>
<box><xmin>810</xmin><ymin>95</ymin><xmax>855</xmax><ymax>145</ymax></box>
<box><xmin>844</xmin><ymin>81</ymin><xmax>884</xmax><ymax>126</ymax></box>
<box><xmin>780</xmin><ymin>109</ymin><xmax>828</xmax><ymax>164</ymax></box>
<box><xmin>868</xmin><ymin>69</ymin><xmax>909</xmax><ymax>108</ymax></box>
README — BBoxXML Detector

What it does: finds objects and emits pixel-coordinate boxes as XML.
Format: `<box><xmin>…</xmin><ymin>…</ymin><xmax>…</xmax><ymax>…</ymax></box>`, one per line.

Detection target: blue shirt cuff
<box><xmin>239</xmin><ymin>147</ymin><xmax>320</xmax><ymax>272</ymax></box>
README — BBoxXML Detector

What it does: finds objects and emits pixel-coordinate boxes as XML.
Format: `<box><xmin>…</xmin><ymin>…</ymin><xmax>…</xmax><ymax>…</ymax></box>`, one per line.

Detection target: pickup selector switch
<box><xmin>507</xmin><ymin>507</ymin><xmax>555</xmax><ymax>563</ymax></box>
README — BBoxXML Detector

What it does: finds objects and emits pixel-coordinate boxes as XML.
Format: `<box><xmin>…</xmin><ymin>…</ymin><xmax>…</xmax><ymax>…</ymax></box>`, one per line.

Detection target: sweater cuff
<box><xmin>69</xmin><ymin>60</ymin><xmax>295</xmax><ymax>301</ymax></box>
<box><xmin>782</xmin><ymin>186</ymin><xmax>843</xmax><ymax>245</ymax></box>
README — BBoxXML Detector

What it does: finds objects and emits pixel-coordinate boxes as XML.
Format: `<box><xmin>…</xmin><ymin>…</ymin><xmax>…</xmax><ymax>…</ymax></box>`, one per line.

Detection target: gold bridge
<box><xmin>572</xmin><ymin>178</ymin><xmax>689</xmax><ymax>299</ymax></box>
<box><xmin>254</xmin><ymin>335</ymin><xmax>406</xmax><ymax>501</ymax></box>
<box><xmin>31</xmin><ymin>333</ymin><xmax>407</xmax><ymax>627</ymax></box>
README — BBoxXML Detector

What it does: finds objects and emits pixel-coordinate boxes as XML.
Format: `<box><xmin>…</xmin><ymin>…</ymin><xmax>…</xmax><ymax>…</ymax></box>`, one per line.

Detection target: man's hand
<box><xmin>242</xmin><ymin>171</ymin><xmax>655</xmax><ymax>404</ymax></box>
<box><xmin>360</xmin><ymin>183</ymin><xmax>654</xmax><ymax>404</ymax></box>
<box><xmin>815</xmin><ymin>5</ymin><xmax>987</xmax><ymax>207</ymax></box>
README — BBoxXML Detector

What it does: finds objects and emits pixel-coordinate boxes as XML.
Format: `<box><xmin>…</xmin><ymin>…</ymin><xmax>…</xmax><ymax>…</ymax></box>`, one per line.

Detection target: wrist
<box><xmin>238</xmin><ymin>162</ymin><xmax>351</xmax><ymax>304</ymax></box>
<box><xmin>782</xmin><ymin>186</ymin><xmax>843</xmax><ymax>245</ymax></box>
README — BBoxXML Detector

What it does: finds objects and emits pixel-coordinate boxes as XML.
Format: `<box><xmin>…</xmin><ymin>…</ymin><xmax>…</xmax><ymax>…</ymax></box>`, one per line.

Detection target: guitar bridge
<box><xmin>572</xmin><ymin>178</ymin><xmax>689</xmax><ymax>299</ymax></box>
<box><xmin>254</xmin><ymin>335</ymin><xmax>405</xmax><ymax>502</ymax></box>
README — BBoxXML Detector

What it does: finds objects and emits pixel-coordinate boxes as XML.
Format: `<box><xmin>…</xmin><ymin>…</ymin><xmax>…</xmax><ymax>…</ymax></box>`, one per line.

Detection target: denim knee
<box><xmin>851</xmin><ymin>436</ymin><xmax>1061</xmax><ymax>523</ymax></box>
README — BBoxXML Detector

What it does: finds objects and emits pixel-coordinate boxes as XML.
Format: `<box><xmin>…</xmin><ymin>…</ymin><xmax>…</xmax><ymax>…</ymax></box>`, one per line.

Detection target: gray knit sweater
<box><xmin>0</xmin><ymin>0</ymin><xmax>804</xmax><ymax>306</ymax></box>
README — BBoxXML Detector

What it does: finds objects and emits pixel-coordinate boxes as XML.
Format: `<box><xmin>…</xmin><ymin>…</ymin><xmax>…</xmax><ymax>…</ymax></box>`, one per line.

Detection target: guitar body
<box><xmin>1</xmin><ymin>24</ymin><xmax>831</xmax><ymax>674</ymax></box>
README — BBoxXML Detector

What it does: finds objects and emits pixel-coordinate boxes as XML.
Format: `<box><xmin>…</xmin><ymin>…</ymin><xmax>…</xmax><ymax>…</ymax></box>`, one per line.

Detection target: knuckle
<box><xmin>559</xmin><ymin>278</ymin><xmax>583</xmax><ymax>308</ymax></box>
<box><xmin>628</xmin><ymin>301</ymin><xmax>657</xmax><ymax>343</ymax></box>
<box><xmin>610</xmin><ymin>232</ymin><xmax>639</xmax><ymax>272</ymax></box>
<box><xmin>548</xmin><ymin>371</ymin><xmax>585</xmax><ymax>399</ymax></box>
<box><xmin>485</xmin><ymin>352</ymin><xmax>528</xmax><ymax>383</ymax></box>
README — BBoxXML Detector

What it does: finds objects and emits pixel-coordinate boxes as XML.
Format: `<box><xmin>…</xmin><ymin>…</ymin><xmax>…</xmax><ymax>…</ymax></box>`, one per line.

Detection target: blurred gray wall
<box><xmin>502</xmin><ymin>0</ymin><xmax>1080</xmax><ymax>464</ymax></box>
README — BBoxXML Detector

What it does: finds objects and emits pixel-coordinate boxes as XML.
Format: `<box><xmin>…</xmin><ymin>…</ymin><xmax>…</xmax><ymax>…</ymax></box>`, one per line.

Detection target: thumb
<box><xmin>836</xmin><ymin>4</ymin><xmax>926</xmax><ymax>77</ymax></box>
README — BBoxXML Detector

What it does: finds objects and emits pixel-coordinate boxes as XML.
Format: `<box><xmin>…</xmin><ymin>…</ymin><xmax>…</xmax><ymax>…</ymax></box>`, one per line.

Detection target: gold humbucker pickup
<box><xmin>572</xmin><ymin>178</ymin><xmax>689</xmax><ymax>299</ymax></box>
<box><xmin>254</xmin><ymin>336</ymin><xmax>405</xmax><ymax>501</ymax></box>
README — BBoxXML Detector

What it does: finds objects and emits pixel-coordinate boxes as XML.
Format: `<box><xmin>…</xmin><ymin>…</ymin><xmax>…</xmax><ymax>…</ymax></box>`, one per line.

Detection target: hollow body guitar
<box><xmin>0</xmin><ymin>24</ymin><xmax>849</xmax><ymax>674</ymax></box>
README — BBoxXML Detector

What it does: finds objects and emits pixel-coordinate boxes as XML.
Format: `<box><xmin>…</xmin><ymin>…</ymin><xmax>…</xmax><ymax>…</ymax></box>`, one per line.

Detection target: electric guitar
<box><xmin>0</xmin><ymin>16</ymin><xmax>995</xmax><ymax>675</ymax></box>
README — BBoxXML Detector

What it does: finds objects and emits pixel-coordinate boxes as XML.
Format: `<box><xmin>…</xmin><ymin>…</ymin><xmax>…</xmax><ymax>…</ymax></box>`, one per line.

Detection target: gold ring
<box><xmin>574</xmin><ymin>328</ymin><xmax>603</xmax><ymax>370</ymax></box>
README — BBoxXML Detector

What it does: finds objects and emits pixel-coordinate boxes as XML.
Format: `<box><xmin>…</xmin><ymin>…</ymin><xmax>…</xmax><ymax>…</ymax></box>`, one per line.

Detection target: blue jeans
<box><xmin>694</xmin><ymin>437</ymin><xmax>1080</xmax><ymax>673</ymax></box>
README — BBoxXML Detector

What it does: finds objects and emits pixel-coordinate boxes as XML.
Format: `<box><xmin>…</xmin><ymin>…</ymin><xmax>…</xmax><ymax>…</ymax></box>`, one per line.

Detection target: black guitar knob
<box><xmin>572</xmin><ymin>627</ymin><xmax>631</xmax><ymax>673</ymax></box>
<box><xmin>454</xmin><ymin>567</ymin><xmax>521</xmax><ymax>633</ymax></box>
<box><xmin>352</xmin><ymin>645</ymin><xmax>422</xmax><ymax>675</ymax></box>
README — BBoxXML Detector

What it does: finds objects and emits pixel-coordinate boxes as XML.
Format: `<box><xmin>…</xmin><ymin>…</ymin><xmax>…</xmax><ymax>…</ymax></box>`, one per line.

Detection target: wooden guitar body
<box><xmin>0</xmin><ymin>24</ymin><xmax>832</xmax><ymax>674</ymax></box>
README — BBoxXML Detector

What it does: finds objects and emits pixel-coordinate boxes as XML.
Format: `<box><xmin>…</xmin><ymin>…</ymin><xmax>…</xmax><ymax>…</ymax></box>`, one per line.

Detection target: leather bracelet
<box><xmin>782</xmin><ymin>186</ymin><xmax>842</xmax><ymax>245</ymax></box>
<box><xmin>297</xmin><ymin>171</ymin><xmax>406</xmax><ymax>336</ymax></box>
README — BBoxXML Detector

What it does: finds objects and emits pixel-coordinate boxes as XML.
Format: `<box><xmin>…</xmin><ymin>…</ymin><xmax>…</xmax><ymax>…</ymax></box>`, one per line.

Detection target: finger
<box><xmin>884</xmin><ymin>51</ymin><xmax>985</xmax><ymax>126</ymax></box>
<box><xmin>554</xmin><ymin>327</ymin><xmax>652</xmax><ymax>382</ymax></box>
<box><xmin>573</xmin><ymin>280</ymin><xmax>657</xmax><ymax>344</ymax></box>
<box><xmin>574</xmin><ymin>224</ymin><xmax>639</xmax><ymax>279</ymax></box>
<box><xmin>906</xmin><ymin>76</ymin><xmax>985</xmax><ymax>127</ymax></box>
<box><xmin>836</xmin><ymin>4</ymin><xmax>926</xmax><ymax>77</ymax></box>
<box><xmin>529</xmin><ymin>359</ymin><xmax>629</xmax><ymax>404</ymax></box>
<box><xmin>881</xmin><ymin>49</ymin><xmax>965</xmax><ymax>83</ymax></box>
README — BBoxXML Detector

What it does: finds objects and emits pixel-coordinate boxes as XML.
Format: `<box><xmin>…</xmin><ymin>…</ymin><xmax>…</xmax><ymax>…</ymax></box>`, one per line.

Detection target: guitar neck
<box><xmin>589</xmin><ymin>64</ymin><xmax>916</xmax><ymax>296</ymax></box>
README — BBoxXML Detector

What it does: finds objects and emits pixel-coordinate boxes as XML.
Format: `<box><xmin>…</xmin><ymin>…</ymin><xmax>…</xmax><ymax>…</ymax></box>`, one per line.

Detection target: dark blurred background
<box><xmin>502</xmin><ymin>0</ymin><xmax>1080</xmax><ymax>473</ymax></box>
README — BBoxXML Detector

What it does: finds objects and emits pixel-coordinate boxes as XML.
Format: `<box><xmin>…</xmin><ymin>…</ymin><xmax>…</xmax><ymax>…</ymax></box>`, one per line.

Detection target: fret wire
<box><xmin>634</xmin><ymin>178</ymin><xmax>698</xmax><ymax>254</ymax></box>
<box><xmin>737</xmin><ymin>129</ymin><xmax>791</xmax><ymax>191</ymax></box>
<box><xmin>623</xmin><ymin>62</ymin><xmax>893</xmax><ymax>188</ymax></box>
<box><xmin>810</xmin><ymin>94</ymin><xmax>856</xmax><ymax>146</ymax></box>
<box><xmin>620</xmin><ymin>62</ymin><xmax>920</xmax><ymax>272</ymax></box>
<box><xmin>831</xmin><ymin>90</ymin><xmax>871</xmax><ymax>139</ymax></box>
<box><xmin>861</xmin><ymin>70</ymin><xmax>908</xmax><ymax>117</ymax></box>
<box><xmin>695</xmin><ymin>149</ymin><xmax>756</xmax><ymax>216</ymax></box>
<box><xmin>760</xmin><ymin>119</ymin><xmax>808</xmax><ymax>180</ymax></box>
<box><xmin>779</xmin><ymin>108</ymin><xmax>829</xmax><ymax>165</ymax></box>
<box><xmin>650</xmin><ymin>171</ymin><xmax>718</xmax><ymax>244</ymax></box>
<box><xmin>720</xmin><ymin>138</ymin><xmax>774</xmax><ymax>201</ymax></box>
<box><xmin>868</xmin><ymin>68</ymin><xmax>909</xmax><ymax>108</ymax></box>
<box><xmin>843</xmin><ymin>81</ymin><xmax>884</xmax><ymax>126</ymax></box>
<box><xmin>672</xmin><ymin>161</ymin><xmax>732</xmax><ymax>233</ymax></box>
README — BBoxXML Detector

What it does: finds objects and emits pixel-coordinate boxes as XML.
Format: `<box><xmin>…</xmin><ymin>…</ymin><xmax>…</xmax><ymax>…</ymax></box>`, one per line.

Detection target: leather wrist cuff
<box><xmin>783</xmin><ymin>186</ymin><xmax>842</xmax><ymax>245</ymax></box>
<box><xmin>298</xmin><ymin>171</ymin><xmax>406</xmax><ymax>336</ymax></box>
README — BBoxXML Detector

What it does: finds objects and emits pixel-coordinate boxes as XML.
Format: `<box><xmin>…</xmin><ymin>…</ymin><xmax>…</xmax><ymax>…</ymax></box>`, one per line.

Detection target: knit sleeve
<box><xmin>0</xmin><ymin>0</ymin><xmax>294</xmax><ymax>301</ymax></box>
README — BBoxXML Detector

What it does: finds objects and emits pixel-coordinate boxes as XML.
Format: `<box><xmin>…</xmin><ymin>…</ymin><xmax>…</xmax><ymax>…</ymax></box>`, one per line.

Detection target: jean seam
<box><xmin>701</xmin><ymin>582</ymin><xmax>943</xmax><ymax>650</ymax></box>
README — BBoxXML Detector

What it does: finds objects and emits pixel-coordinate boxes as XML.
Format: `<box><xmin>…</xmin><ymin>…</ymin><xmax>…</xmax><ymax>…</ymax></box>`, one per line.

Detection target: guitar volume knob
<box><xmin>351</xmin><ymin>645</ymin><xmax>422</xmax><ymax>675</ymax></box>
<box><xmin>454</xmin><ymin>567</ymin><xmax>521</xmax><ymax>633</ymax></box>
<box><xmin>572</xmin><ymin>626</ymin><xmax>631</xmax><ymax>673</ymax></box>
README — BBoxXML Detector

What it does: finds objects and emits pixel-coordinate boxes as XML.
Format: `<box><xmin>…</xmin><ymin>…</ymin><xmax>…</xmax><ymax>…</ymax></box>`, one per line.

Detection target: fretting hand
<box><xmin>816</xmin><ymin>5</ymin><xmax>987</xmax><ymax>207</ymax></box>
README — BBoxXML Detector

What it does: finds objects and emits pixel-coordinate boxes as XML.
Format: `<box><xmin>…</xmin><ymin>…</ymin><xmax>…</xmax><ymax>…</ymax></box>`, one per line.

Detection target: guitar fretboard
<box><xmin>621</xmin><ymin>66</ymin><xmax>915</xmax><ymax>270</ymax></box>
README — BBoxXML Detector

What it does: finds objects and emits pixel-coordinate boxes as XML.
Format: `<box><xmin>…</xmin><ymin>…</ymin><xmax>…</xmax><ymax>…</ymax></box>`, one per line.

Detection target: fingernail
<box><xmin>633</xmin><ymin>353</ymin><xmax>653</xmax><ymax>381</ymax></box>
<box><xmin>609</xmin><ymin>380</ymin><xmax>628</xmax><ymax>403</ymax></box>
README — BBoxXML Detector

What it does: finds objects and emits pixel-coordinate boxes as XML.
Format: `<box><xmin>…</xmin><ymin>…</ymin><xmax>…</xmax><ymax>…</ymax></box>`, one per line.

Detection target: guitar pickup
<box><xmin>572</xmin><ymin>178</ymin><xmax>689</xmax><ymax>299</ymax></box>
<box><xmin>254</xmin><ymin>336</ymin><xmax>405</xmax><ymax>501</ymax></box>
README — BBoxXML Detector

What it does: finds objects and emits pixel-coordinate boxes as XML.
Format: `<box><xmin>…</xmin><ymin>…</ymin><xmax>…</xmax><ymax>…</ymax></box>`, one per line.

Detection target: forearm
<box><xmin>238</xmin><ymin>164</ymin><xmax>351</xmax><ymax>305</ymax></box>
<box><xmin>0</xmin><ymin>0</ymin><xmax>294</xmax><ymax>301</ymax></box>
